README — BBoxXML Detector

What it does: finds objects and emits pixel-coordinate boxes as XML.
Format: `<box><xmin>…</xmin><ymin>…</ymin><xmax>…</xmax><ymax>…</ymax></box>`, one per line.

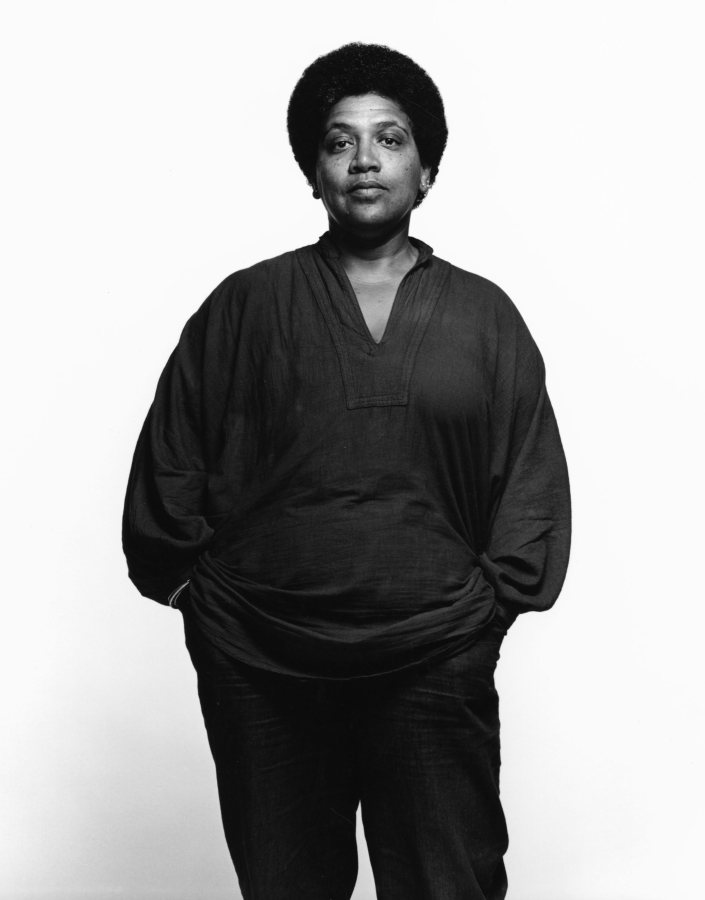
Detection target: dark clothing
<box><xmin>186</xmin><ymin>609</ymin><xmax>509</xmax><ymax>900</ymax></box>
<box><xmin>123</xmin><ymin>235</ymin><xmax>571</xmax><ymax>679</ymax></box>
<box><xmin>123</xmin><ymin>235</ymin><xmax>570</xmax><ymax>898</ymax></box>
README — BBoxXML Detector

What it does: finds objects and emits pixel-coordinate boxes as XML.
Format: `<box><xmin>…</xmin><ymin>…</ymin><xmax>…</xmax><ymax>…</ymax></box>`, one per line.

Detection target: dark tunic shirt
<box><xmin>123</xmin><ymin>235</ymin><xmax>571</xmax><ymax>678</ymax></box>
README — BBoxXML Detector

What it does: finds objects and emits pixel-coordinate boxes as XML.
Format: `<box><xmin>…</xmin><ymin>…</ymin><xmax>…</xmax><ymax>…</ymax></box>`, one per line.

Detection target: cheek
<box><xmin>400</xmin><ymin>161</ymin><xmax>422</xmax><ymax>193</ymax></box>
<box><xmin>317</xmin><ymin>164</ymin><xmax>346</xmax><ymax>197</ymax></box>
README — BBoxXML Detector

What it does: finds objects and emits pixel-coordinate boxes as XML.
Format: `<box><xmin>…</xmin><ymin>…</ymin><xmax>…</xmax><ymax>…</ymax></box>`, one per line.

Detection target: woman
<box><xmin>123</xmin><ymin>43</ymin><xmax>570</xmax><ymax>900</ymax></box>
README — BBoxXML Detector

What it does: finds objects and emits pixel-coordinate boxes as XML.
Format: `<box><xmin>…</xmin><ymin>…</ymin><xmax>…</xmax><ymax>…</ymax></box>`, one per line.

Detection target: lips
<box><xmin>348</xmin><ymin>181</ymin><xmax>386</xmax><ymax>192</ymax></box>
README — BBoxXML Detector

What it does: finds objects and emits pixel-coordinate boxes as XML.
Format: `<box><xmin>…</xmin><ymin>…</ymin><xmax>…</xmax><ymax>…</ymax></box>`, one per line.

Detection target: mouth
<box><xmin>348</xmin><ymin>181</ymin><xmax>386</xmax><ymax>193</ymax></box>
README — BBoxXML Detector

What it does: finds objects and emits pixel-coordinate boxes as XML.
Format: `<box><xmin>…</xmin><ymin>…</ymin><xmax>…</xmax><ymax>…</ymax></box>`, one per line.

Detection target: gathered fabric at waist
<box><xmin>184</xmin><ymin>552</ymin><xmax>497</xmax><ymax>679</ymax></box>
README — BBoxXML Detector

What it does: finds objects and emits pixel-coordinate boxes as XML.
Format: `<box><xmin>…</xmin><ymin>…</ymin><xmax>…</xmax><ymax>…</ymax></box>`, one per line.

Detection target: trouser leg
<box><xmin>192</xmin><ymin>653</ymin><xmax>359</xmax><ymax>900</ymax></box>
<box><xmin>355</xmin><ymin>628</ymin><xmax>509</xmax><ymax>900</ymax></box>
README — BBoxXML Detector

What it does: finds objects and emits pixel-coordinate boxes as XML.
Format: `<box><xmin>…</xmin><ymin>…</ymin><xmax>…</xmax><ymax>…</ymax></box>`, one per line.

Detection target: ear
<box><xmin>419</xmin><ymin>166</ymin><xmax>432</xmax><ymax>195</ymax></box>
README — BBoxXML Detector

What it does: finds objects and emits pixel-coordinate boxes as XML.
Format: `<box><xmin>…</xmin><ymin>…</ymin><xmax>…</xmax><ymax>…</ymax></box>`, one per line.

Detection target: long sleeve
<box><xmin>480</xmin><ymin>298</ymin><xmax>571</xmax><ymax>626</ymax></box>
<box><xmin>122</xmin><ymin>284</ymin><xmax>232</xmax><ymax>605</ymax></box>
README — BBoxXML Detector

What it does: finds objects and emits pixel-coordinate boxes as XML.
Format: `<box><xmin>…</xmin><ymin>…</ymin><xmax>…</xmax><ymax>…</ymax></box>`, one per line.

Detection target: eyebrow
<box><xmin>324</xmin><ymin>119</ymin><xmax>410</xmax><ymax>136</ymax></box>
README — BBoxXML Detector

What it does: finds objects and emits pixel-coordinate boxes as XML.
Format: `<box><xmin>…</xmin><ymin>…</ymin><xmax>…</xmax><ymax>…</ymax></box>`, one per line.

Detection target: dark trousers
<box><xmin>185</xmin><ymin>619</ymin><xmax>509</xmax><ymax>900</ymax></box>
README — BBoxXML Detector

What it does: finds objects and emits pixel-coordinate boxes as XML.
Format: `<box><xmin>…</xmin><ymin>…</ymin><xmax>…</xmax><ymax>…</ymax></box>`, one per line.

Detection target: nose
<box><xmin>349</xmin><ymin>137</ymin><xmax>380</xmax><ymax>173</ymax></box>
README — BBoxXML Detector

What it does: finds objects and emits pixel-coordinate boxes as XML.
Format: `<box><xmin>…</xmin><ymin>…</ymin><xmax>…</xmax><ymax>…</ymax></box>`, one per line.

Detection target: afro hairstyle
<box><xmin>287</xmin><ymin>43</ymin><xmax>448</xmax><ymax>194</ymax></box>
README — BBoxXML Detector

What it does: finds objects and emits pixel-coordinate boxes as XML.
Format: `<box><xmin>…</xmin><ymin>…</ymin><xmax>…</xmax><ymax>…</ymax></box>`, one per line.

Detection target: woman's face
<box><xmin>315</xmin><ymin>93</ymin><xmax>430</xmax><ymax>240</ymax></box>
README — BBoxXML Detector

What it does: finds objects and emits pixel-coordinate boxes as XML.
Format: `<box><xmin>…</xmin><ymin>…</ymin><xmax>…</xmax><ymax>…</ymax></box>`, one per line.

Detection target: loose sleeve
<box><xmin>480</xmin><ymin>298</ymin><xmax>571</xmax><ymax>627</ymax></box>
<box><xmin>122</xmin><ymin>286</ymin><xmax>232</xmax><ymax>605</ymax></box>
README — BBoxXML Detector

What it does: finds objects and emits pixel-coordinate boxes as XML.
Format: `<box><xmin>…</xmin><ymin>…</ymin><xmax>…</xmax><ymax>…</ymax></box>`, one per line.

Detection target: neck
<box><xmin>327</xmin><ymin>217</ymin><xmax>416</xmax><ymax>274</ymax></box>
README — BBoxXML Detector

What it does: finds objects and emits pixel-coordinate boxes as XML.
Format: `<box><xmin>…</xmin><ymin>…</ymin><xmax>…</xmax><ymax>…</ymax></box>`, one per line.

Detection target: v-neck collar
<box><xmin>297</xmin><ymin>234</ymin><xmax>449</xmax><ymax>409</ymax></box>
<box><xmin>315</xmin><ymin>232</ymin><xmax>435</xmax><ymax>348</ymax></box>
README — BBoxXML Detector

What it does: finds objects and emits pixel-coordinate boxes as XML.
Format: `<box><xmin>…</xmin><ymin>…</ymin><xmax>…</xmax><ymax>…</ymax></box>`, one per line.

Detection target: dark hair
<box><xmin>287</xmin><ymin>43</ymin><xmax>448</xmax><ymax>194</ymax></box>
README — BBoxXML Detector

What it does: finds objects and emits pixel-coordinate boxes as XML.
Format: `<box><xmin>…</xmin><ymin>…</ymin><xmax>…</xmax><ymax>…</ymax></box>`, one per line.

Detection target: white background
<box><xmin>2</xmin><ymin>1</ymin><xmax>703</xmax><ymax>898</ymax></box>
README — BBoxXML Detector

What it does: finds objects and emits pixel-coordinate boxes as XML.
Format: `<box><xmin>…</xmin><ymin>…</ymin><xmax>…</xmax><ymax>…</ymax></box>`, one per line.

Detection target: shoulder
<box><xmin>433</xmin><ymin>255</ymin><xmax>525</xmax><ymax>326</ymax></box>
<box><xmin>209</xmin><ymin>246</ymin><xmax>302</xmax><ymax>302</ymax></box>
<box><xmin>431</xmin><ymin>255</ymin><xmax>543</xmax><ymax>374</ymax></box>
<box><xmin>184</xmin><ymin>245</ymin><xmax>308</xmax><ymax>333</ymax></box>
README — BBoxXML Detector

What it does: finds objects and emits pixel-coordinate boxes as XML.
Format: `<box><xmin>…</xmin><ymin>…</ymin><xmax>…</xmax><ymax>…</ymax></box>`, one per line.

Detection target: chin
<box><xmin>335</xmin><ymin>208</ymin><xmax>410</xmax><ymax>235</ymax></box>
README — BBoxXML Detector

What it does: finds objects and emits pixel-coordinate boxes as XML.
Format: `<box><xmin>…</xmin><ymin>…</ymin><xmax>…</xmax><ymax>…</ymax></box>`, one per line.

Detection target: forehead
<box><xmin>323</xmin><ymin>93</ymin><xmax>411</xmax><ymax>129</ymax></box>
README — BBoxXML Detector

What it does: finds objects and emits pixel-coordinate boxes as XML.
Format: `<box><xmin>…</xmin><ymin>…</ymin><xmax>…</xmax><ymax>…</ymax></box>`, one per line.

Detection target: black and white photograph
<box><xmin>2</xmin><ymin>2</ymin><xmax>703</xmax><ymax>899</ymax></box>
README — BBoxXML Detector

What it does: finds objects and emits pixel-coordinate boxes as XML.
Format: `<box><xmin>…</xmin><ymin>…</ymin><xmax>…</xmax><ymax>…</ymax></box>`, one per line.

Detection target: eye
<box><xmin>380</xmin><ymin>135</ymin><xmax>402</xmax><ymax>147</ymax></box>
<box><xmin>326</xmin><ymin>137</ymin><xmax>353</xmax><ymax>153</ymax></box>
